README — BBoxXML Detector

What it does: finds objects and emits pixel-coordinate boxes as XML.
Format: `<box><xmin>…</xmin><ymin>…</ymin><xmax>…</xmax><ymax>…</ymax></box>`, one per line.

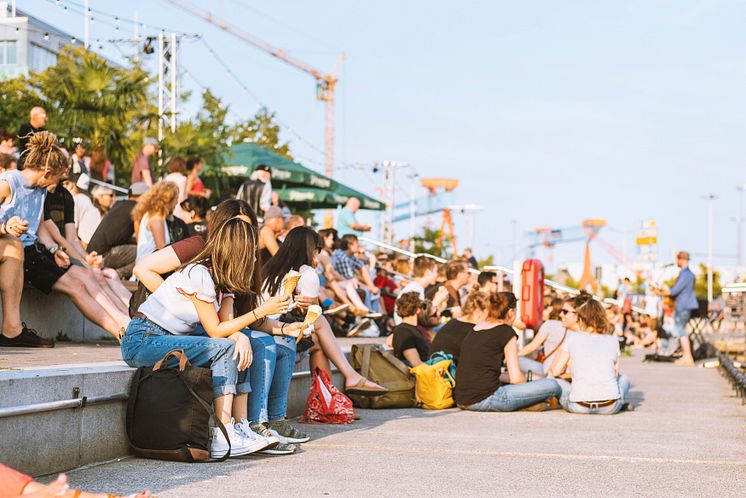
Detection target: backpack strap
<box><xmin>379</xmin><ymin>349</ymin><xmax>415</xmax><ymax>378</ymax></box>
<box><xmin>543</xmin><ymin>328</ymin><xmax>568</xmax><ymax>361</ymax></box>
<box><xmin>360</xmin><ymin>345</ymin><xmax>372</xmax><ymax>379</ymax></box>
<box><xmin>176</xmin><ymin>373</ymin><xmax>231</xmax><ymax>462</ymax></box>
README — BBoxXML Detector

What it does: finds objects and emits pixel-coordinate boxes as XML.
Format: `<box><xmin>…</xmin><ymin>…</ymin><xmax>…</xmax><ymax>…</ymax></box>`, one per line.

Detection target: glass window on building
<box><xmin>0</xmin><ymin>40</ymin><xmax>18</xmax><ymax>65</ymax></box>
<box><xmin>29</xmin><ymin>43</ymin><xmax>57</xmax><ymax>72</ymax></box>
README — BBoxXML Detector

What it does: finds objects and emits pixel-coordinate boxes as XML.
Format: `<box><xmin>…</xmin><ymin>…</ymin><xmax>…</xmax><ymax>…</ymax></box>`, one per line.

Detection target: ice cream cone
<box><xmin>303</xmin><ymin>304</ymin><xmax>323</xmax><ymax>328</ymax></box>
<box><xmin>282</xmin><ymin>270</ymin><xmax>301</xmax><ymax>298</ymax></box>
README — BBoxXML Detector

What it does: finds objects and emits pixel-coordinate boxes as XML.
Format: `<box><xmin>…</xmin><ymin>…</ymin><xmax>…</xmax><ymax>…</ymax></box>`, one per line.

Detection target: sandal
<box><xmin>345</xmin><ymin>377</ymin><xmax>388</xmax><ymax>397</ymax></box>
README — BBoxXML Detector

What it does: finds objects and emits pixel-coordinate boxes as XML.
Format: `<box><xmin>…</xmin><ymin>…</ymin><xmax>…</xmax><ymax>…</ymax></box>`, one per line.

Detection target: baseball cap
<box><xmin>128</xmin><ymin>182</ymin><xmax>149</xmax><ymax>197</ymax></box>
<box><xmin>143</xmin><ymin>137</ymin><xmax>159</xmax><ymax>147</ymax></box>
<box><xmin>254</xmin><ymin>164</ymin><xmax>271</xmax><ymax>173</ymax></box>
<box><xmin>264</xmin><ymin>206</ymin><xmax>284</xmax><ymax>220</ymax></box>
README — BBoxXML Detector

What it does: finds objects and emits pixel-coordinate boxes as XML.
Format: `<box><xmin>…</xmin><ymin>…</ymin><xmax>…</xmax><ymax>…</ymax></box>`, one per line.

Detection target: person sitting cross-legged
<box><xmin>455</xmin><ymin>292</ymin><xmax>561</xmax><ymax>412</ymax></box>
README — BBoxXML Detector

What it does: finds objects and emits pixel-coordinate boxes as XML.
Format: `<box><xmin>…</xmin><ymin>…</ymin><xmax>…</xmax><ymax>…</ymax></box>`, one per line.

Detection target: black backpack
<box><xmin>126</xmin><ymin>349</ymin><xmax>230</xmax><ymax>462</ymax></box>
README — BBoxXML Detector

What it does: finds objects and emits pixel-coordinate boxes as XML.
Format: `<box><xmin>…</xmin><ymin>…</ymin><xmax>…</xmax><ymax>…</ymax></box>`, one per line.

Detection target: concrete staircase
<box><xmin>0</xmin><ymin>354</ymin><xmax>345</xmax><ymax>477</ymax></box>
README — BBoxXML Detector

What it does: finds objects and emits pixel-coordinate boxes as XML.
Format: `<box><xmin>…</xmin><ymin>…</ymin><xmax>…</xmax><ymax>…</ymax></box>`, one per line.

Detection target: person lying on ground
<box><xmin>429</xmin><ymin>291</ymin><xmax>490</xmax><ymax>365</ymax></box>
<box><xmin>124</xmin><ymin>216</ymin><xmax>305</xmax><ymax>458</ymax></box>
<box><xmin>262</xmin><ymin>225</ymin><xmax>388</xmax><ymax>397</ymax></box>
<box><xmin>455</xmin><ymin>292</ymin><xmax>561</xmax><ymax>412</ymax></box>
<box><xmin>0</xmin><ymin>464</ymin><xmax>150</xmax><ymax>498</ymax></box>
<box><xmin>0</xmin><ymin>132</ymin><xmax>127</xmax><ymax>340</ymax></box>
<box><xmin>546</xmin><ymin>296</ymin><xmax>633</xmax><ymax>415</ymax></box>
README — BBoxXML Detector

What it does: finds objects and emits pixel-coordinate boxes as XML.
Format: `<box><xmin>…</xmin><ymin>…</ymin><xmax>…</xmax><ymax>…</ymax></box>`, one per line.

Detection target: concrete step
<box><xmin>0</xmin><ymin>287</ymin><xmax>110</xmax><ymax>342</ymax></box>
<box><xmin>0</xmin><ymin>349</ymin><xmax>354</xmax><ymax>476</ymax></box>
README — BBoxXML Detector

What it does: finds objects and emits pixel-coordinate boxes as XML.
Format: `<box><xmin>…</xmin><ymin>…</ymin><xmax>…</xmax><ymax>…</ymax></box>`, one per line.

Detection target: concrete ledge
<box><xmin>0</xmin><ymin>354</ymin><xmax>345</xmax><ymax>476</ymax></box>
<box><xmin>0</xmin><ymin>287</ymin><xmax>111</xmax><ymax>342</ymax></box>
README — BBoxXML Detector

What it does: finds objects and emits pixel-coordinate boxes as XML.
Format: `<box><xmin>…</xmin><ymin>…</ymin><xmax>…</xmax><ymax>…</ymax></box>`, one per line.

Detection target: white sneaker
<box><xmin>347</xmin><ymin>318</ymin><xmax>371</xmax><ymax>337</ymax></box>
<box><xmin>210</xmin><ymin>419</ymin><xmax>259</xmax><ymax>458</ymax></box>
<box><xmin>235</xmin><ymin>418</ymin><xmax>276</xmax><ymax>453</ymax></box>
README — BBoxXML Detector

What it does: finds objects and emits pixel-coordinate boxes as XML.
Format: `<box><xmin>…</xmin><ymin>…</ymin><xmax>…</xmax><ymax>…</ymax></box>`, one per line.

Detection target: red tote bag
<box><xmin>302</xmin><ymin>367</ymin><xmax>356</xmax><ymax>424</ymax></box>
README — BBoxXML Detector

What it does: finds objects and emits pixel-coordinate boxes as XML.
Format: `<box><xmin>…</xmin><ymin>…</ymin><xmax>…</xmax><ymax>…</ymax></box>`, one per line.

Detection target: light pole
<box><xmin>702</xmin><ymin>194</ymin><xmax>718</xmax><ymax>306</ymax></box>
<box><xmin>737</xmin><ymin>185</ymin><xmax>746</xmax><ymax>267</ymax></box>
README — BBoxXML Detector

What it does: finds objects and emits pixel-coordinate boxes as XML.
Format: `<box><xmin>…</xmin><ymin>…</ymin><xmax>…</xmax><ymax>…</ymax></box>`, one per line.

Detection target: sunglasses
<box><xmin>559</xmin><ymin>309</ymin><xmax>575</xmax><ymax>315</ymax></box>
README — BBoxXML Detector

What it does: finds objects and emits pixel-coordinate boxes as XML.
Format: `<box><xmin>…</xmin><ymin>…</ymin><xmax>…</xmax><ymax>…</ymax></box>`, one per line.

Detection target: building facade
<box><xmin>0</xmin><ymin>2</ymin><xmax>72</xmax><ymax>80</ymax></box>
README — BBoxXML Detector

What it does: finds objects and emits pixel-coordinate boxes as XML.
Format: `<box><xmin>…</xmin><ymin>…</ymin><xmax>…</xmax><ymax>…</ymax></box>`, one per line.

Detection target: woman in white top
<box><xmin>163</xmin><ymin>156</ymin><xmax>189</xmax><ymax>221</ymax></box>
<box><xmin>546</xmin><ymin>296</ymin><xmax>632</xmax><ymax>415</ymax></box>
<box><xmin>122</xmin><ymin>217</ymin><xmax>306</xmax><ymax>458</ymax></box>
<box><xmin>518</xmin><ymin>297</ymin><xmax>575</xmax><ymax>375</ymax></box>
<box><xmin>132</xmin><ymin>181</ymin><xmax>178</xmax><ymax>263</ymax></box>
<box><xmin>262</xmin><ymin>226</ymin><xmax>387</xmax><ymax>397</ymax></box>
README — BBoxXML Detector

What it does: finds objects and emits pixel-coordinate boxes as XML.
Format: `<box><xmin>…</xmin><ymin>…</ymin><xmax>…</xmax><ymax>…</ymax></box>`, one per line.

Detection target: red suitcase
<box><xmin>520</xmin><ymin>259</ymin><xmax>544</xmax><ymax>330</ymax></box>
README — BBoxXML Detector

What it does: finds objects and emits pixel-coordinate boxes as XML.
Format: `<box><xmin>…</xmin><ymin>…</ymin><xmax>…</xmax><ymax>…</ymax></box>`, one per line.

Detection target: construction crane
<box><xmin>167</xmin><ymin>0</ymin><xmax>345</xmax><ymax>180</ymax></box>
<box><xmin>526</xmin><ymin>219</ymin><xmax>609</xmax><ymax>293</ymax></box>
<box><xmin>421</xmin><ymin>178</ymin><xmax>460</xmax><ymax>256</ymax></box>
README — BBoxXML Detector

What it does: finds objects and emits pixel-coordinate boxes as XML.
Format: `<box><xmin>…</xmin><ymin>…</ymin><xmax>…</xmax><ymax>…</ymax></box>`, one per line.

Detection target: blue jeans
<box><xmin>464</xmin><ymin>378</ymin><xmax>561</xmax><ymax>412</ymax></box>
<box><xmin>121</xmin><ymin>317</ymin><xmax>249</xmax><ymax>398</ymax></box>
<box><xmin>555</xmin><ymin>374</ymin><xmax>630</xmax><ymax>415</ymax></box>
<box><xmin>671</xmin><ymin>308</ymin><xmax>691</xmax><ymax>338</ymax></box>
<box><xmin>267</xmin><ymin>335</ymin><xmax>297</xmax><ymax>422</ymax></box>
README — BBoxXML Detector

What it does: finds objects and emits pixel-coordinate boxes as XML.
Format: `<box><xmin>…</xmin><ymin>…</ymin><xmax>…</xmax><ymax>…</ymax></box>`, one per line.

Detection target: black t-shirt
<box><xmin>86</xmin><ymin>200</ymin><xmax>136</xmax><ymax>255</ymax></box>
<box><xmin>43</xmin><ymin>183</ymin><xmax>75</xmax><ymax>235</ymax></box>
<box><xmin>392</xmin><ymin>323</ymin><xmax>430</xmax><ymax>364</ymax></box>
<box><xmin>454</xmin><ymin>324</ymin><xmax>517</xmax><ymax>406</ymax></box>
<box><xmin>17</xmin><ymin>123</ymin><xmax>45</xmax><ymax>170</ymax></box>
<box><xmin>429</xmin><ymin>319</ymin><xmax>473</xmax><ymax>365</ymax></box>
<box><xmin>186</xmin><ymin>221</ymin><xmax>208</xmax><ymax>238</ymax></box>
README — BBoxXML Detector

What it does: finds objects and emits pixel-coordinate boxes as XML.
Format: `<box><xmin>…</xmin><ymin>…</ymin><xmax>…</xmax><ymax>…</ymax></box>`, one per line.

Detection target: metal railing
<box><xmin>0</xmin><ymin>392</ymin><xmax>128</xmax><ymax>419</ymax></box>
<box><xmin>719</xmin><ymin>352</ymin><xmax>746</xmax><ymax>405</ymax></box>
<box><xmin>359</xmin><ymin>236</ymin><xmax>652</xmax><ymax>315</ymax></box>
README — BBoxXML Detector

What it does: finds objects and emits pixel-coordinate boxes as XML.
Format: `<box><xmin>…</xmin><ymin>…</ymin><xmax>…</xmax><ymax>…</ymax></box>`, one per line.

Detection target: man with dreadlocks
<box><xmin>0</xmin><ymin>132</ymin><xmax>129</xmax><ymax>347</ymax></box>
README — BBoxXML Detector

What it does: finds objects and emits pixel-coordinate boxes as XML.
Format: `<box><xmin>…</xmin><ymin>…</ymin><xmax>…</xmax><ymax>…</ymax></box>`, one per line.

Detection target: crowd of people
<box><xmin>1</xmin><ymin>105</ymin><xmax>702</xmax><ymax>484</ymax></box>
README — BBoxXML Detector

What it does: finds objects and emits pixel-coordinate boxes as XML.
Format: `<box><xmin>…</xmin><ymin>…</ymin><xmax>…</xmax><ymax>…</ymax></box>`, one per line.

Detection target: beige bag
<box><xmin>349</xmin><ymin>344</ymin><xmax>416</xmax><ymax>409</ymax></box>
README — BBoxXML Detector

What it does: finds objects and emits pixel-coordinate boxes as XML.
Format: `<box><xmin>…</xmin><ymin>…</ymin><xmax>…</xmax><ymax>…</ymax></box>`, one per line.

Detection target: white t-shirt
<box><xmin>164</xmin><ymin>173</ymin><xmax>188</xmax><ymax>220</ymax></box>
<box><xmin>73</xmin><ymin>193</ymin><xmax>101</xmax><ymax>245</ymax></box>
<box><xmin>138</xmin><ymin>264</ymin><xmax>228</xmax><ymax>335</ymax></box>
<box><xmin>538</xmin><ymin>319</ymin><xmax>568</xmax><ymax>367</ymax></box>
<box><xmin>261</xmin><ymin>265</ymin><xmax>320</xmax><ymax>319</ymax></box>
<box><xmin>394</xmin><ymin>281</ymin><xmax>426</xmax><ymax>324</ymax></box>
<box><xmin>136</xmin><ymin>213</ymin><xmax>170</xmax><ymax>263</ymax></box>
<box><xmin>562</xmin><ymin>331</ymin><xmax>621</xmax><ymax>402</ymax></box>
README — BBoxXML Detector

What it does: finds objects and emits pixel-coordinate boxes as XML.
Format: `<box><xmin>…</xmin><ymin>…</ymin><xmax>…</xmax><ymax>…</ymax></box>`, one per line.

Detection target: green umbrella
<box><xmin>223</xmin><ymin>142</ymin><xmax>384</xmax><ymax>210</ymax></box>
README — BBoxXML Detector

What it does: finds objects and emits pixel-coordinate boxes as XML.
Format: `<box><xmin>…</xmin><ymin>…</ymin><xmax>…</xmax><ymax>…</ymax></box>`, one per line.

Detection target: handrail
<box><xmin>0</xmin><ymin>392</ymin><xmax>128</xmax><ymax>419</ymax></box>
<box><xmin>360</xmin><ymin>237</ymin><xmax>652</xmax><ymax>315</ymax></box>
<box><xmin>89</xmin><ymin>178</ymin><xmax>128</xmax><ymax>194</ymax></box>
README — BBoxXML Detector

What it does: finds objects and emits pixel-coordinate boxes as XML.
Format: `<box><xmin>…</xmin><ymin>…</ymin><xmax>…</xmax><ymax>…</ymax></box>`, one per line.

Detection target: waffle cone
<box><xmin>282</xmin><ymin>271</ymin><xmax>301</xmax><ymax>298</ymax></box>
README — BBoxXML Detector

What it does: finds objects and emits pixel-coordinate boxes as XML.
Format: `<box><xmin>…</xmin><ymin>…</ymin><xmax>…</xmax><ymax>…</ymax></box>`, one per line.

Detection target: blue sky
<box><xmin>17</xmin><ymin>0</ymin><xmax>746</xmax><ymax>270</ymax></box>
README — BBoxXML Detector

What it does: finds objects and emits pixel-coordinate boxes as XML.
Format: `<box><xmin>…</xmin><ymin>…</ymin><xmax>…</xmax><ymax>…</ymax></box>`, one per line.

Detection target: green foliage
<box><xmin>0</xmin><ymin>47</ymin><xmax>293</xmax><ymax>195</ymax></box>
<box><xmin>0</xmin><ymin>76</ymin><xmax>43</xmax><ymax>134</ymax></box>
<box><xmin>477</xmin><ymin>254</ymin><xmax>495</xmax><ymax>268</ymax></box>
<box><xmin>229</xmin><ymin>108</ymin><xmax>292</xmax><ymax>159</ymax></box>
<box><xmin>413</xmin><ymin>227</ymin><xmax>451</xmax><ymax>259</ymax></box>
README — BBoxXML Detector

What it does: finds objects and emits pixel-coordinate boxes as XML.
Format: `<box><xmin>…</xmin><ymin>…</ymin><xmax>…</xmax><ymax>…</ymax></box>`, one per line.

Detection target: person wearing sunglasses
<box><xmin>546</xmin><ymin>296</ymin><xmax>633</xmax><ymax>414</ymax></box>
<box><xmin>518</xmin><ymin>297</ymin><xmax>579</xmax><ymax>375</ymax></box>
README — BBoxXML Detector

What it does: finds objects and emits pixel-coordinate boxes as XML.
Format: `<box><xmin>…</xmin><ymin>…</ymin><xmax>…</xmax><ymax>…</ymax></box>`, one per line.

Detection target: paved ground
<box><xmin>42</xmin><ymin>352</ymin><xmax>745</xmax><ymax>497</ymax></box>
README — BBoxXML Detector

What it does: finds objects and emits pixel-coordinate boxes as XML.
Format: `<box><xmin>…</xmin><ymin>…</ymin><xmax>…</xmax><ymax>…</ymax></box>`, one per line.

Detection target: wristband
<box><xmin>252</xmin><ymin>310</ymin><xmax>259</xmax><ymax>322</ymax></box>
<box><xmin>281</xmin><ymin>323</ymin><xmax>287</xmax><ymax>334</ymax></box>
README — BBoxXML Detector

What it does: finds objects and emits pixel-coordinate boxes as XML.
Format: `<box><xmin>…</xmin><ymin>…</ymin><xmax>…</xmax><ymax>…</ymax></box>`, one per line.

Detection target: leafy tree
<box><xmin>413</xmin><ymin>227</ymin><xmax>452</xmax><ymax>259</ymax></box>
<box><xmin>34</xmin><ymin>47</ymin><xmax>152</xmax><ymax>182</ymax></box>
<box><xmin>229</xmin><ymin>107</ymin><xmax>292</xmax><ymax>159</ymax></box>
<box><xmin>0</xmin><ymin>76</ymin><xmax>44</xmax><ymax>134</ymax></box>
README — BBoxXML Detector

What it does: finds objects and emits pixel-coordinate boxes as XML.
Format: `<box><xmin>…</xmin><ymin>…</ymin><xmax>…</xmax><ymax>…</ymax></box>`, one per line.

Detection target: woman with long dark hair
<box><xmin>132</xmin><ymin>199</ymin><xmax>307</xmax><ymax>455</ymax></box>
<box><xmin>263</xmin><ymin>226</ymin><xmax>387</xmax><ymax>397</ymax></box>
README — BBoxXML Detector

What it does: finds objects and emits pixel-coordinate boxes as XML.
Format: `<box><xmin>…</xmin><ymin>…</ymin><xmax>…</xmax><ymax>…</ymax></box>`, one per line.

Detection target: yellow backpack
<box><xmin>410</xmin><ymin>359</ymin><xmax>456</xmax><ymax>410</ymax></box>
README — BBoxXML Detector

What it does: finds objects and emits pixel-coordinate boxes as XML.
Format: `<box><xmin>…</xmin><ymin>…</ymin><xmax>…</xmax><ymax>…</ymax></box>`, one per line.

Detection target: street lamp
<box><xmin>701</xmin><ymin>194</ymin><xmax>718</xmax><ymax>306</ymax></box>
<box><xmin>737</xmin><ymin>185</ymin><xmax>746</xmax><ymax>267</ymax></box>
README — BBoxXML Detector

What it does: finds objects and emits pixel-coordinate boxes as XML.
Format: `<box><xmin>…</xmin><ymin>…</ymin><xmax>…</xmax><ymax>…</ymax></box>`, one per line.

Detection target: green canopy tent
<box><xmin>222</xmin><ymin>142</ymin><xmax>384</xmax><ymax>211</ymax></box>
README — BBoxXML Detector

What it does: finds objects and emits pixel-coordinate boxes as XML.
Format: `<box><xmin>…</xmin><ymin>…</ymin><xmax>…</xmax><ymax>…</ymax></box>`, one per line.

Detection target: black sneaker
<box><xmin>0</xmin><ymin>323</ymin><xmax>54</xmax><ymax>348</ymax></box>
